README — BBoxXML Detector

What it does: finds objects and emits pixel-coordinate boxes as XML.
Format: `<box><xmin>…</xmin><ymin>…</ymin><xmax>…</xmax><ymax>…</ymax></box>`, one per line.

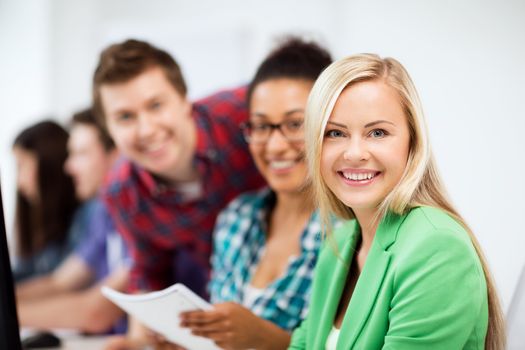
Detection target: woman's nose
<box><xmin>343</xmin><ymin>137</ymin><xmax>369</xmax><ymax>162</ymax></box>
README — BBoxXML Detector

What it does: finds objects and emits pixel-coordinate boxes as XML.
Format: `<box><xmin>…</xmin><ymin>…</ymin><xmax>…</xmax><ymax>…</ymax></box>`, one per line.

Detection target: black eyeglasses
<box><xmin>240</xmin><ymin>119</ymin><xmax>305</xmax><ymax>144</ymax></box>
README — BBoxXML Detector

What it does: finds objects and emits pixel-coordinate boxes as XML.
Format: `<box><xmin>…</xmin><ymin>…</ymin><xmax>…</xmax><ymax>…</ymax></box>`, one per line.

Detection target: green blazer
<box><xmin>289</xmin><ymin>206</ymin><xmax>488</xmax><ymax>349</ymax></box>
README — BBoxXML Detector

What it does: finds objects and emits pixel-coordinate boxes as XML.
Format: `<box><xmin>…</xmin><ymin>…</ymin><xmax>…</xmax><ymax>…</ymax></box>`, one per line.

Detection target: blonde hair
<box><xmin>305</xmin><ymin>53</ymin><xmax>505</xmax><ymax>350</ymax></box>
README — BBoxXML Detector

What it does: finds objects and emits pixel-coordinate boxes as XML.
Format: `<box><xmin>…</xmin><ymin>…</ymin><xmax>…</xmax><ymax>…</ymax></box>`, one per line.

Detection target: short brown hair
<box><xmin>70</xmin><ymin>108</ymin><xmax>115</xmax><ymax>151</ymax></box>
<box><xmin>92</xmin><ymin>39</ymin><xmax>187</xmax><ymax>125</ymax></box>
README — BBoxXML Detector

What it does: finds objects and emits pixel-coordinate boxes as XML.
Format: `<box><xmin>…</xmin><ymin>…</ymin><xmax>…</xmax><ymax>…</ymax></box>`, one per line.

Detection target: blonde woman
<box><xmin>289</xmin><ymin>54</ymin><xmax>505</xmax><ymax>349</ymax></box>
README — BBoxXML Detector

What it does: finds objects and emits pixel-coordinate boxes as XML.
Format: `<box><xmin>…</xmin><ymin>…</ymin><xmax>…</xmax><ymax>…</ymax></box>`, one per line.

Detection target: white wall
<box><xmin>1</xmin><ymin>0</ymin><xmax>524</xmax><ymax>310</ymax></box>
<box><xmin>0</xmin><ymin>0</ymin><xmax>54</xmax><ymax>246</ymax></box>
<box><xmin>338</xmin><ymin>0</ymin><xmax>525</xmax><ymax>313</ymax></box>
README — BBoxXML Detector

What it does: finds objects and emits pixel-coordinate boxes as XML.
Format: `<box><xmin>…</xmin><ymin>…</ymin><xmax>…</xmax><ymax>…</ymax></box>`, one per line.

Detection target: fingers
<box><xmin>103</xmin><ymin>330</ymin><xmax>190</xmax><ymax>350</ymax></box>
<box><xmin>104</xmin><ymin>335</ymin><xmax>148</xmax><ymax>350</ymax></box>
<box><xmin>191</xmin><ymin>318</ymin><xmax>234</xmax><ymax>335</ymax></box>
<box><xmin>181</xmin><ymin>310</ymin><xmax>233</xmax><ymax>341</ymax></box>
<box><xmin>104</xmin><ymin>335</ymin><xmax>130</xmax><ymax>350</ymax></box>
<box><xmin>200</xmin><ymin>330</ymin><xmax>234</xmax><ymax>344</ymax></box>
<box><xmin>180</xmin><ymin>310</ymin><xmax>224</xmax><ymax>327</ymax></box>
<box><xmin>180</xmin><ymin>303</ymin><xmax>252</xmax><ymax>349</ymax></box>
<box><xmin>155</xmin><ymin>341</ymin><xmax>187</xmax><ymax>350</ymax></box>
<box><xmin>142</xmin><ymin>330</ymin><xmax>187</xmax><ymax>350</ymax></box>
<box><xmin>179</xmin><ymin>310</ymin><xmax>204</xmax><ymax>319</ymax></box>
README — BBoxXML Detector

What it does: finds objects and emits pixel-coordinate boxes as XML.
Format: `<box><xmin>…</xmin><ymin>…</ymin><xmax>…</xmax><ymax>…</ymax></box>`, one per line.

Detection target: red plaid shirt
<box><xmin>103</xmin><ymin>86</ymin><xmax>265</xmax><ymax>295</ymax></box>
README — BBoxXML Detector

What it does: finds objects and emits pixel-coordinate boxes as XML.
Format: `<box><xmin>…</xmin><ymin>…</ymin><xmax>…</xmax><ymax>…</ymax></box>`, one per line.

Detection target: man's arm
<box><xmin>104</xmin><ymin>316</ymin><xmax>161</xmax><ymax>350</ymax></box>
<box><xmin>18</xmin><ymin>266</ymin><xmax>129</xmax><ymax>333</ymax></box>
<box><xmin>16</xmin><ymin>255</ymin><xmax>94</xmax><ymax>301</ymax></box>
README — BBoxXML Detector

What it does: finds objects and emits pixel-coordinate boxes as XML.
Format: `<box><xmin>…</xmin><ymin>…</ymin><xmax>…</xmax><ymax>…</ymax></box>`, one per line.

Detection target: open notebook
<box><xmin>102</xmin><ymin>284</ymin><xmax>220</xmax><ymax>350</ymax></box>
<box><xmin>0</xmin><ymin>177</ymin><xmax>23</xmax><ymax>349</ymax></box>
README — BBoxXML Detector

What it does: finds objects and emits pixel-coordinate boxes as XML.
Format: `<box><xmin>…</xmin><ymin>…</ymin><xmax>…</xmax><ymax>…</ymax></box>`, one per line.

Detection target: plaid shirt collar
<box><xmin>255</xmin><ymin>188</ymin><xmax>322</xmax><ymax>254</ymax></box>
<box><xmin>209</xmin><ymin>187</ymin><xmax>325</xmax><ymax>330</ymax></box>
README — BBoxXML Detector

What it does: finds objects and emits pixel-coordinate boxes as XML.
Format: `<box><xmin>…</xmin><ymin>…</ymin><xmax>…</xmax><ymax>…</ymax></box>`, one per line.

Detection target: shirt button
<box><xmin>206</xmin><ymin>149</ymin><xmax>218</xmax><ymax>160</ymax></box>
<box><xmin>153</xmin><ymin>184</ymin><xmax>167</xmax><ymax>196</ymax></box>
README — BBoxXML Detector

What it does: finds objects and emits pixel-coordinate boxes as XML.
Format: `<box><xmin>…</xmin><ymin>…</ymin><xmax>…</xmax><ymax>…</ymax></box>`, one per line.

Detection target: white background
<box><xmin>1</xmin><ymin>0</ymin><xmax>524</xmax><ymax>312</ymax></box>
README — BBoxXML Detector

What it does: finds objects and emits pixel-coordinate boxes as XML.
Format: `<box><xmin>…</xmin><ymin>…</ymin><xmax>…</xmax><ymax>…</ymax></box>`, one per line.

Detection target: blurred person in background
<box><xmin>16</xmin><ymin>108</ymin><xmax>129</xmax><ymax>334</ymax></box>
<box><xmin>179</xmin><ymin>37</ymin><xmax>334</xmax><ymax>350</ymax></box>
<box><xmin>11</xmin><ymin>120</ymin><xmax>80</xmax><ymax>282</ymax></box>
<box><xmin>89</xmin><ymin>38</ymin><xmax>265</xmax><ymax>348</ymax></box>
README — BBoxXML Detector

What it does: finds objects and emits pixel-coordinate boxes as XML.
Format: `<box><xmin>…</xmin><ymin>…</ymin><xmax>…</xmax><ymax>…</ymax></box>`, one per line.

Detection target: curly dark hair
<box><xmin>247</xmin><ymin>36</ymin><xmax>333</xmax><ymax>107</ymax></box>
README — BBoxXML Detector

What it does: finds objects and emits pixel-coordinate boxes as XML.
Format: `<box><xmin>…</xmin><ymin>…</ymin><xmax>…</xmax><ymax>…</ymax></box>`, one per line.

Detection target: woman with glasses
<box><xmin>178</xmin><ymin>38</ymin><xmax>333</xmax><ymax>350</ymax></box>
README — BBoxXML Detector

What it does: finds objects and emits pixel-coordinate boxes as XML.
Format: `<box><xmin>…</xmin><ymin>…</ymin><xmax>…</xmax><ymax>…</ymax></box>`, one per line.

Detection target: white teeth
<box><xmin>270</xmin><ymin>160</ymin><xmax>296</xmax><ymax>169</ymax></box>
<box><xmin>143</xmin><ymin>142</ymin><xmax>165</xmax><ymax>153</ymax></box>
<box><xmin>342</xmin><ymin>172</ymin><xmax>376</xmax><ymax>181</ymax></box>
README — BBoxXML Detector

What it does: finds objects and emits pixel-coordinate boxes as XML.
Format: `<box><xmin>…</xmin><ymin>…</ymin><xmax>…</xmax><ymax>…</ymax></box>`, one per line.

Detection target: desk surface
<box><xmin>21</xmin><ymin>329</ymin><xmax>109</xmax><ymax>350</ymax></box>
<box><xmin>36</xmin><ymin>335</ymin><xmax>109</xmax><ymax>349</ymax></box>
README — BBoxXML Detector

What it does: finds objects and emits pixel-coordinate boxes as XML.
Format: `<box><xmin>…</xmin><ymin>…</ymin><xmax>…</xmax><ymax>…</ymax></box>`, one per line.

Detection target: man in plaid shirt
<box><xmin>91</xmin><ymin>39</ymin><xmax>265</xmax><ymax>346</ymax></box>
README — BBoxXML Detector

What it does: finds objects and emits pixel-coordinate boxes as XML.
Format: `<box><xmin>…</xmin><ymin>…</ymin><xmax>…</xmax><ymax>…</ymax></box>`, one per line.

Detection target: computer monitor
<box><xmin>0</xmin><ymin>178</ymin><xmax>23</xmax><ymax>349</ymax></box>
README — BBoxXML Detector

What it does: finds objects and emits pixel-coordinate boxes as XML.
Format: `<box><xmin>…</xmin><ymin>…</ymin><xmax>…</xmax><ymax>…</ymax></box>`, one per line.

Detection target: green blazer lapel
<box><xmin>312</xmin><ymin>220</ymin><xmax>360</xmax><ymax>349</ymax></box>
<box><xmin>337</xmin><ymin>213</ymin><xmax>405</xmax><ymax>349</ymax></box>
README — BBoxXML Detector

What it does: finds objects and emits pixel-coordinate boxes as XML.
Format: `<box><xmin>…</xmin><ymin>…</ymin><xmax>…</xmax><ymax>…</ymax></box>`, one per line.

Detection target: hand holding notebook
<box><xmin>102</xmin><ymin>283</ymin><xmax>221</xmax><ymax>350</ymax></box>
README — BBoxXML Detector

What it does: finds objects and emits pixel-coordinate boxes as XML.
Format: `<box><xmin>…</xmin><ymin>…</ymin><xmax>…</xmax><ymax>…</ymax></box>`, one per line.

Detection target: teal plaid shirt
<box><xmin>209</xmin><ymin>187</ymin><xmax>324</xmax><ymax>331</ymax></box>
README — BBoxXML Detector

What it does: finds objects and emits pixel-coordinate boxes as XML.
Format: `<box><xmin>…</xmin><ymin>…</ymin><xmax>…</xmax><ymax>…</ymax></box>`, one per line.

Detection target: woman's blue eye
<box><xmin>370</xmin><ymin>129</ymin><xmax>387</xmax><ymax>138</ymax></box>
<box><xmin>325</xmin><ymin>129</ymin><xmax>345</xmax><ymax>138</ymax></box>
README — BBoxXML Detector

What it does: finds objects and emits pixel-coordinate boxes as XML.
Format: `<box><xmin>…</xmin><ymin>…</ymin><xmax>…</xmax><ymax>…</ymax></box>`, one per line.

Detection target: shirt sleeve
<box><xmin>74</xmin><ymin>200</ymin><xmax>108</xmax><ymax>274</ymax></box>
<box><xmin>104</xmin><ymin>195</ymin><xmax>171</xmax><ymax>293</ymax></box>
<box><xmin>12</xmin><ymin>242</ymin><xmax>66</xmax><ymax>282</ymax></box>
<box><xmin>198</xmin><ymin>87</ymin><xmax>266</xmax><ymax>196</ymax></box>
<box><xmin>208</xmin><ymin>198</ymin><xmax>239</xmax><ymax>303</ymax></box>
<box><xmin>102</xmin><ymin>162</ymin><xmax>174</xmax><ymax>292</ymax></box>
<box><xmin>12</xmin><ymin>256</ymin><xmax>35</xmax><ymax>282</ymax></box>
<box><xmin>111</xmin><ymin>206</ymin><xmax>172</xmax><ymax>292</ymax></box>
<box><xmin>194</xmin><ymin>86</ymin><xmax>248</xmax><ymax>126</ymax></box>
<box><xmin>383</xmin><ymin>228</ymin><xmax>488</xmax><ymax>349</ymax></box>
